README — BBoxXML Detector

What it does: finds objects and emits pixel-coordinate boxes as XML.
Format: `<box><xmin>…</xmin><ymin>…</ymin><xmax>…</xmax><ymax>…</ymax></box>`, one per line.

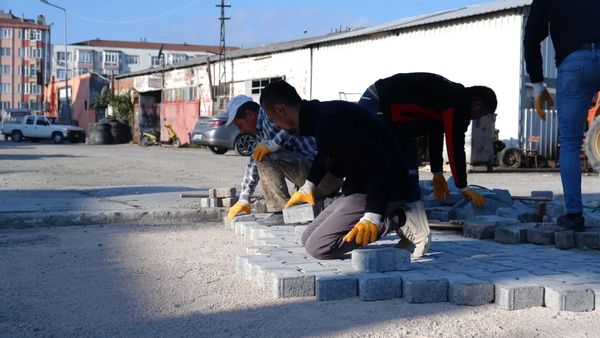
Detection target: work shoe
<box><xmin>556</xmin><ymin>213</ymin><xmax>585</xmax><ymax>232</ymax></box>
<box><xmin>399</xmin><ymin>200</ymin><xmax>431</xmax><ymax>258</ymax></box>
<box><xmin>256</xmin><ymin>212</ymin><xmax>285</xmax><ymax>226</ymax></box>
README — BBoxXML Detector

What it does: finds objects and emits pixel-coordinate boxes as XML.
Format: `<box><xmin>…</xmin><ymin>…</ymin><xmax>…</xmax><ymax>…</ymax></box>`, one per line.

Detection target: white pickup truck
<box><xmin>1</xmin><ymin>115</ymin><xmax>86</xmax><ymax>143</ymax></box>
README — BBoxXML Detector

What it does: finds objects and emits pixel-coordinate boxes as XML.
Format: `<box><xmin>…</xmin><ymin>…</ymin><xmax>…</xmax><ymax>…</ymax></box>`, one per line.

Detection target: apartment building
<box><xmin>0</xmin><ymin>10</ymin><xmax>51</xmax><ymax>112</ymax></box>
<box><xmin>51</xmin><ymin>39</ymin><xmax>227</xmax><ymax>80</ymax></box>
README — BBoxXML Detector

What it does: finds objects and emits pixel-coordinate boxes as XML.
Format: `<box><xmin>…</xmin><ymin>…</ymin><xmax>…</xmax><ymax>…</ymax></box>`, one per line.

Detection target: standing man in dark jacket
<box><xmin>259</xmin><ymin>80</ymin><xmax>419</xmax><ymax>259</ymax></box>
<box><xmin>358</xmin><ymin>72</ymin><xmax>497</xmax><ymax>254</ymax></box>
<box><xmin>524</xmin><ymin>0</ymin><xmax>600</xmax><ymax>231</ymax></box>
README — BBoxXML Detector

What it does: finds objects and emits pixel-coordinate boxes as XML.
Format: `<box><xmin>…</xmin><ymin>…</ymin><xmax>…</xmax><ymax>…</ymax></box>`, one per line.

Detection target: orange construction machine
<box><xmin>585</xmin><ymin>91</ymin><xmax>600</xmax><ymax>172</ymax></box>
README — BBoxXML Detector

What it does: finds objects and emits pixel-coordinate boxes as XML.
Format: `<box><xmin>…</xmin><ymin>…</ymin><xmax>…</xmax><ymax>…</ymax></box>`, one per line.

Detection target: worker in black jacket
<box><xmin>259</xmin><ymin>80</ymin><xmax>416</xmax><ymax>259</ymax></box>
<box><xmin>358</xmin><ymin>73</ymin><xmax>497</xmax><ymax>256</ymax></box>
<box><xmin>524</xmin><ymin>0</ymin><xmax>600</xmax><ymax>231</ymax></box>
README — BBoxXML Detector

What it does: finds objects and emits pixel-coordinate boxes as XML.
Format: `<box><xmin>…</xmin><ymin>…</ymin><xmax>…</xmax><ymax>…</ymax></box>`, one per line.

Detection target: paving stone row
<box><xmin>224</xmin><ymin>215</ymin><xmax>600</xmax><ymax>312</ymax></box>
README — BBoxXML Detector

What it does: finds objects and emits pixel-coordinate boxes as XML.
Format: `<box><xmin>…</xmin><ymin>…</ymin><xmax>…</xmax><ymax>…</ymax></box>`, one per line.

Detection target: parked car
<box><xmin>1</xmin><ymin>115</ymin><xmax>85</xmax><ymax>143</ymax></box>
<box><xmin>191</xmin><ymin>113</ymin><xmax>256</xmax><ymax>156</ymax></box>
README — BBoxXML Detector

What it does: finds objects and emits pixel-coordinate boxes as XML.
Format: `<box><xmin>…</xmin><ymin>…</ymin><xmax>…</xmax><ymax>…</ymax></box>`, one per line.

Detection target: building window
<box><xmin>1</xmin><ymin>101</ymin><xmax>10</xmax><ymax>109</ymax></box>
<box><xmin>1</xmin><ymin>65</ymin><xmax>11</xmax><ymax>74</ymax></box>
<box><xmin>0</xmin><ymin>47</ymin><xmax>11</xmax><ymax>56</ymax></box>
<box><xmin>151</xmin><ymin>56</ymin><xmax>161</xmax><ymax>67</ymax></box>
<box><xmin>17</xmin><ymin>29</ymin><xmax>22</xmax><ymax>39</ymax></box>
<box><xmin>1</xmin><ymin>83</ymin><xmax>11</xmax><ymax>93</ymax></box>
<box><xmin>56</xmin><ymin>69</ymin><xmax>71</xmax><ymax>80</ymax></box>
<box><xmin>77</xmin><ymin>50</ymin><xmax>93</xmax><ymax>63</ymax></box>
<box><xmin>251</xmin><ymin>77</ymin><xmax>284</xmax><ymax>95</ymax></box>
<box><xmin>127</xmin><ymin>55</ymin><xmax>139</xmax><ymax>65</ymax></box>
<box><xmin>56</xmin><ymin>51</ymin><xmax>71</xmax><ymax>65</ymax></box>
<box><xmin>1</xmin><ymin>28</ymin><xmax>12</xmax><ymax>39</ymax></box>
<box><xmin>104</xmin><ymin>51</ymin><xmax>119</xmax><ymax>64</ymax></box>
<box><xmin>169</xmin><ymin>53</ymin><xmax>187</xmax><ymax>64</ymax></box>
<box><xmin>25</xmin><ymin>29</ymin><xmax>42</xmax><ymax>41</ymax></box>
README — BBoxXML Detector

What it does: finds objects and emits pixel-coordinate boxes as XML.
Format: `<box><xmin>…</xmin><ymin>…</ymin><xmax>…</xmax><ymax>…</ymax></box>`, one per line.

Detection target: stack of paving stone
<box><xmin>225</xmin><ymin>215</ymin><xmax>600</xmax><ymax>312</ymax></box>
<box><xmin>199</xmin><ymin>187</ymin><xmax>238</xmax><ymax>208</ymax></box>
<box><xmin>421</xmin><ymin>178</ymin><xmax>600</xmax><ymax>251</ymax></box>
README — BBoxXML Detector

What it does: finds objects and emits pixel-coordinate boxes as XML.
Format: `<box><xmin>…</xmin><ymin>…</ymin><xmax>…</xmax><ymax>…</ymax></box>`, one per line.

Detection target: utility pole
<box><xmin>215</xmin><ymin>0</ymin><xmax>230</xmax><ymax>99</ymax></box>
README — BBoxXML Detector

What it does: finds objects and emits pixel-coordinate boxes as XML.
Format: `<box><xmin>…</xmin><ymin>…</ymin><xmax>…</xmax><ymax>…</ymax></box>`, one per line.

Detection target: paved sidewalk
<box><xmin>230</xmin><ymin>216</ymin><xmax>600</xmax><ymax>312</ymax></box>
<box><xmin>0</xmin><ymin>186</ymin><xmax>224</xmax><ymax>228</ymax></box>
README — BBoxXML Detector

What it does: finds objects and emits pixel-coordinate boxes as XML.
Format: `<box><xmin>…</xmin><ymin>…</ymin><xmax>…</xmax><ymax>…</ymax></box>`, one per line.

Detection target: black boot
<box><xmin>556</xmin><ymin>213</ymin><xmax>585</xmax><ymax>232</ymax></box>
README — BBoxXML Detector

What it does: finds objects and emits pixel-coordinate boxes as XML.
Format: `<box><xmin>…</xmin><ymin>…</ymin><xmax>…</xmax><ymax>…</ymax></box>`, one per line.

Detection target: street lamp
<box><xmin>40</xmin><ymin>0</ymin><xmax>71</xmax><ymax>124</ymax></box>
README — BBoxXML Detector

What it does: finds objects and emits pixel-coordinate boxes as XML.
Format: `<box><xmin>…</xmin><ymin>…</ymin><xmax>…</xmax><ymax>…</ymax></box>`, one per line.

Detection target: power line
<box><xmin>66</xmin><ymin>0</ymin><xmax>203</xmax><ymax>24</ymax></box>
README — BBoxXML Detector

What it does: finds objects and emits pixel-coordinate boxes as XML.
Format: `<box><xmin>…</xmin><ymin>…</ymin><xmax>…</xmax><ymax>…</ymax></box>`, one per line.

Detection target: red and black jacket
<box><xmin>374</xmin><ymin>72</ymin><xmax>471</xmax><ymax>189</ymax></box>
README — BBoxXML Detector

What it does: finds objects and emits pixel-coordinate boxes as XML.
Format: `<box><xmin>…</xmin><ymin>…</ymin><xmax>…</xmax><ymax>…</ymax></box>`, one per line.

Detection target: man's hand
<box><xmin>532</xmin><ymin>82</ymin><xmax>554</xmax><ymax>121</ymax></box>
<box><xmin>432</xmin><ymin>173</ymin><xmax>449</xmax><ymax>202</ymax></box>
<box><xmin>343</xmin><ymin>213</ymin><xmax>382</xmax><ymax>246</ymax></box>
<box><xmin>253</xmin><ymin>143</ymin><xmax>273</xmax><ymax>162</ymax></box>
<box><xmin>226</xmin><ymin>200</ymin><xmax>251</xmax><ymax>221</ymax></box>
<box><xmin>460</xmin><ymin>188</ymin><xmax>485</xmax><ymax>207</ymax></box>
<box><xmin>285</xmin><ymin>180</ymin><xmax>316</xmax><ymax>208</ymax></box>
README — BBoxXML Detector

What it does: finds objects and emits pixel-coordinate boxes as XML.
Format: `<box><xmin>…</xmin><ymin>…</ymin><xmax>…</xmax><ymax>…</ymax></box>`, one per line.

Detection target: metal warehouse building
<box><xmin>116</xmin><ymin>0</ymin><xmax>555</xmax><ymax>147</ymax></box>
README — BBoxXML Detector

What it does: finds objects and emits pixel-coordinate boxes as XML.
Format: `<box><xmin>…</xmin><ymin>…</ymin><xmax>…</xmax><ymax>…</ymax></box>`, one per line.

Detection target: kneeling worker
<box><xmin>260</xmin><ymin>80</ymin><xmax>426</xmax><ymax>259</ymax></box>
<box><xmin>225</xmin><ymin>95</ymin><xmax>341</xmax><ymax>225</ymax></box>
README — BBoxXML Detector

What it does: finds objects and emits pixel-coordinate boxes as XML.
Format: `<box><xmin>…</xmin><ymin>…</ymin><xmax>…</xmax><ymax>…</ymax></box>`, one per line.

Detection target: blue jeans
<box><xmin>556</xmin><ymin>48</ymin><xmax>600</xmax><ymax>213</ymax></box>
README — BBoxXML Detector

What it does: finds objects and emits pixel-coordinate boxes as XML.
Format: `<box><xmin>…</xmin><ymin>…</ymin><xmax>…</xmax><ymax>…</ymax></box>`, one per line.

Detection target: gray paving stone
<box><xmin>316</xmin><ymin>274</ymin><xmax>358</xmax><ymax>301</ymax></box>
<box><xmin>200</xmin><ymin>198</ymin><xmax>218</xmax><ymax>208</ymax></box>
<box><xmin>495</xmin><ymin>225</ymin><xmax>528</xmax><ymax>244</ymax></box>
<box><xmin>425</xmin><ymin>207</ymin><xmax>452</xmax><ymax>222</ymax></box>
<box><xmin>555</xmin><ymin>231</ymin><xmax>576</xmax><ymax>250</ymax></box>
<box><xmin>531</xmin><ymin>191</ymin><xmax>553</xmax><ymax>200</ymax></box>
<box><xmin>575</xmin><ymin>232</ymin><xmax>600</xmax><ymax>250</ymax></box>
<box><xmin>358</xmin><ymin>273</ymin><xmax>403</xmax><ymax>301</ymax></box>
<box><xmin>351</xmin><ymin>247</ymin><xmax>410</xmax><ymax>272</ymax></box>
<box><xmin>448</xmin><ymin>277</ymin><xmax>494</xmax><ymax>306</ymax></box>
<box><xmin>527</xmin><ymin>226</ymin><xmax>563</xmax><ymax>245</ymax></box>
<box><xmin>220</xmin><ymin>197</ymin><xmax>239</xmax><ymax>208</ymax></box>
<box><xmin>544</xmin><ymin>285</ymin><xmax>595</xmax><ymax>312</ymax></box>
<box><xmin>283</xmin><ymin>203</ymin><xmax>321</xmax><ymax>224</ymax></box>
<box><xmin>271</xmin><ymin>269</ymin><xmax>315</xmax><ymax>298</ymax></box>
<box><xmin>294</xmin><ymin>225</ymin><xmax>308</xmax><ymax>243</ymax></box>
<box><xmin>463</xmin><ymin>222</ymin><xmax>496</xmax><ymax>239</ymax></box>
<box><xmin>212</xmin><ymin>187</ymin><xmax>236</xmax><ymax>198</ymax></box>
<box><xmin>253</xmin><ymin>261</ymin><xmax>287</xmax><ymax>288</ymax></box>
<box><xmin>402</xmin><ymin>275</ymin><xmax>448</xmax><ymax>303</ymax></box>
<box><xmin>494</xmin><ymin>281</ymin><xmax>545</xmax><ymax>310</ymax></box>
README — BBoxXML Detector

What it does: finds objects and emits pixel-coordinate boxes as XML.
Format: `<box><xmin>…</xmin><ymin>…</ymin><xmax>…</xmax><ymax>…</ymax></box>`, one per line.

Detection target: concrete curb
<box><xmin>0</xmin><ymin>207</ymin><xmax>226</xmax><ymax>229</ymax></box>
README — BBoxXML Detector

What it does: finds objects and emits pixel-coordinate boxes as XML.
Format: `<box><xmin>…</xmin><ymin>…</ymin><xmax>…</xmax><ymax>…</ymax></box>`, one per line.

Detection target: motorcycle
<box><xmin>139</xmin><ymin>123</ymin><xmax>181</xmax><ymax>147</ymax></box>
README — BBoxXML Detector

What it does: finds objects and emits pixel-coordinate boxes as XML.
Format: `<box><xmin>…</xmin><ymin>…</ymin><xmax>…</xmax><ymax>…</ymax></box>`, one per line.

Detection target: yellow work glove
<box><xmin>432</xmin><ymin>172</ymin><xmax>449</xmax><ymax>202</ymax></box>
<box><xmin>226</xmin><ymin>200</ymin><xmax>251</xmax><ymax>221</ymax></box>
<box><xmin>461</xmin><ymin>188</ymin><xmax>485</xmax><ymax>207</ymax></box>
<box><xmin>532</xmin><ymin>82</ymin><xmax>554</xmax><ymax>121</ymax></box>
<box><xmin>285</xmin><ymin>180</ymin><xmax>316</xmax><ymax>208</ymax></box>
<box><xmin>252</xmin><ymin>141</ymin><xmax>278</xmax><ymax>162</ymax></box>
<box><xmin>343</xmin><ymin>213</ymin><xmax>382</xmax><ymax>246</ymax></box>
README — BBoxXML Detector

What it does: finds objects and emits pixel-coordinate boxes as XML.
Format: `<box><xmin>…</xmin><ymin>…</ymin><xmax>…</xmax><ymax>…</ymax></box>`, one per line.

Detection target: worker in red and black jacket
<box><xmin>358</xmin><ymin>73</ymin><xmax>497</xmax><ymax>237</ymax></box>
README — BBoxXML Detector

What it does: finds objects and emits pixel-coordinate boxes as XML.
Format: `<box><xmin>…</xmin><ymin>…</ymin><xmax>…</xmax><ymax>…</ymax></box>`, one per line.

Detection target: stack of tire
<box><xmin>87</xmin><ymin>118</ymin><xmax>132</xmax><ymax>145</ymax></box>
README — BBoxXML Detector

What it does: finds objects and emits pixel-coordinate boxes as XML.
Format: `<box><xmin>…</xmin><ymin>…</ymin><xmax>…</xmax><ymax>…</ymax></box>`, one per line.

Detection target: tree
<box><xmin>93</xmin><ymin>89</ymin><xmax>133</xmax><ymax>123</ymax></box>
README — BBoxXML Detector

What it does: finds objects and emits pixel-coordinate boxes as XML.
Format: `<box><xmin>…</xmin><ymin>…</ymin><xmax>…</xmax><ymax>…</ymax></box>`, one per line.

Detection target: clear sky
<box><xmin>3</xmin><ymin>0</ymin><xmax>490</xmax><ymax>48</ymax></box>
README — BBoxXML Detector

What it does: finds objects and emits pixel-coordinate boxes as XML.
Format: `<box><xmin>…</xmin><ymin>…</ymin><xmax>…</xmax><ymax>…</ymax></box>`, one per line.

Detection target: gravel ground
<box><xmin>1</xmin><ymin>141</ymin><xmax>600</xmax><ymax>337</ymax></box>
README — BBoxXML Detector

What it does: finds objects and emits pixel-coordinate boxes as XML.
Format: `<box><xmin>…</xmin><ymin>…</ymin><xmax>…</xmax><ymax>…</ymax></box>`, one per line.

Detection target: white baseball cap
<box><xmin>226</xmin><ymin>95</ymin><xmax>253</xmax><ymax>126</ymax></box>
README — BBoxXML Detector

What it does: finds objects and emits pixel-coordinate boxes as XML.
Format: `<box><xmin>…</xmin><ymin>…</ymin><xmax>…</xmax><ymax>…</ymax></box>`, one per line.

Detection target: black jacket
<box><xmin>299</xmin><ymin>99</ymin><xmax>409</xmax><ymax>215</ymax></box>
<box><xmin>524</xmin><ymin>0</ymin><xmax>600</xmax><ymax>83</ymax></box>
<box><xmin>374</xmin><ymin>72</ymin><xmax>472</xmax><ymax>189</ymax></box>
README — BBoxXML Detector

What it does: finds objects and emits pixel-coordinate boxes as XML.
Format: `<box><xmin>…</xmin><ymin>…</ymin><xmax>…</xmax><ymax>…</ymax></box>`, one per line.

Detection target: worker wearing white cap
<box><xmin>225</xmin><ymin>95</ymin><xmax>341</xmax><ymax>225</ymax></box>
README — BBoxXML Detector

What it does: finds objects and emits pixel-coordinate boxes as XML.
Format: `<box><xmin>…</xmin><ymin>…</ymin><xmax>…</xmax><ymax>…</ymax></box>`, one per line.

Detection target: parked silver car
<box><xmin>190</xmin><ymin>113</ymin><xmax>256</xmax><ymax>156</ymax></box>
